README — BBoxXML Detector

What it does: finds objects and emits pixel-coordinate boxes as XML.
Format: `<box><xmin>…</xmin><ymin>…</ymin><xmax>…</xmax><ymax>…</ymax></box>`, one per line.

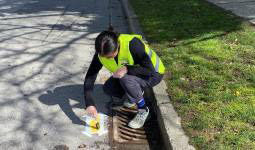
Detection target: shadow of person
<box><xmin>38</xmin><ymin>84</ymin><xmax>112</xmax><ymax>125</ymax></box>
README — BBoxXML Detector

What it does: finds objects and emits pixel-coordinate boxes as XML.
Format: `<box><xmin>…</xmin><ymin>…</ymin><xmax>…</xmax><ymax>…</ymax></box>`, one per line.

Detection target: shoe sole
<box><xmin>123</xmin><ymin>102</ymin><xmax>137</xmax><ymax>109</ymax></box>
<box><xmin>123</xmin><ymin>105</ymin><xmax>137</xmax><ymax>110</ymax></box>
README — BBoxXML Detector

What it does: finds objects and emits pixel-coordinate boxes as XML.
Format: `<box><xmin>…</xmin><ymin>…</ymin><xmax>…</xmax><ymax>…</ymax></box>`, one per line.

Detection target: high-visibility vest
<box><xmin>98</xmin><ymin>34</ymin><xmax>165</xmax><ymax>74</ymax></box>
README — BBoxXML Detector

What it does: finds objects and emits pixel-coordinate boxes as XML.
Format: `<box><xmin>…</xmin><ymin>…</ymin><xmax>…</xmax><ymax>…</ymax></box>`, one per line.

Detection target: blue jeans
<box><xmin>103</xmin><ymin>73</ymin><xmax>163</xmax><ymax>103</ymax></box>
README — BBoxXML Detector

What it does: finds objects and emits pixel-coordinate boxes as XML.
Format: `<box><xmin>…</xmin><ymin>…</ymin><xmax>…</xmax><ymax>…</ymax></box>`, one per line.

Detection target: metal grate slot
<box><xmin>111</xmin><ymin>106</ymin><xmax>161</xmax><ymax>148</ymax></box>
<box><xmin>109</xmin><ymin>90</ymin><xmax>166</xmax><ymax>150</ymax></box>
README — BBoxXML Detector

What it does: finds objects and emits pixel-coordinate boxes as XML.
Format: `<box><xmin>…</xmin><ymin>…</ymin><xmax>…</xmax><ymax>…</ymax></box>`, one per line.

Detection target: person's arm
<box><xmin>126</xmin><ymin>37</ymin><xmax>155</xmax><ymax>77</ymax></box>
<box><xmin>84</xmin><ymin>52</ymin><xmax>103</xmax><ymax>107</ymax></box>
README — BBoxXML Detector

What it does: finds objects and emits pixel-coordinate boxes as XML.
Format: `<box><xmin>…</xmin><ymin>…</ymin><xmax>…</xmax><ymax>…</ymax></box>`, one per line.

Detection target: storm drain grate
<box><xmin>112</xmin><ymin>106</ymin><xmax>160</xmax><ymax>145</ymax></box>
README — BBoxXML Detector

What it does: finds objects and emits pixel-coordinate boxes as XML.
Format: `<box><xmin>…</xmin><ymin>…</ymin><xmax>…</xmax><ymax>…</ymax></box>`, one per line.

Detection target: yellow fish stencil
<box><xmin>81</xmin><ymin>113</ymin><xmax>108</xmax><ymax>137</ymax></box>
<box><xmin>90</xmin><ymin>115</ymin><xmax>100</xmax><ymax>134</ymax></box>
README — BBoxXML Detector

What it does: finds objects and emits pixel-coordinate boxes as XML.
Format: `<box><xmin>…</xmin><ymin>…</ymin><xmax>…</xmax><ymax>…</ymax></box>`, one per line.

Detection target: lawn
<box><xmin>129</xmin><ymin>0</ymin><xmax>255</xmax><ymax>149</ymax></box>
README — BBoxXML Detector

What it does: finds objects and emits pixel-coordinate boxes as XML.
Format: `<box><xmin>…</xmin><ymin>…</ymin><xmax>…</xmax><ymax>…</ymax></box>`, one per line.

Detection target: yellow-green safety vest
<box><xmin>98</xmin><ymin>34</ymin><xmax>165</xmax><ymax>74</ymax></box>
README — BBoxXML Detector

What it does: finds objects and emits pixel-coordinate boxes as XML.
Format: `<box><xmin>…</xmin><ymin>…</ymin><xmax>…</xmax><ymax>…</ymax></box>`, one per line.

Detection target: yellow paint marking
<box><xmin>90</xmin><ymin>114</ymin><xmax>100</xmax><ymax>134</ymax></box>
<box><xmin>81</xmin><ymin>113</ymin><xmax>108</xmax><ymax>137</ymax></box>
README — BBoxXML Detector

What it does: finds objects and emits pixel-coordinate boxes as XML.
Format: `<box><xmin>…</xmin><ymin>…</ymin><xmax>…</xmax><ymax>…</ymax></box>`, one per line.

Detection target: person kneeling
<box><xmin>84</xmin><ymin>30</ymin><xmax>165</xmax><ymax>129</ymax></box>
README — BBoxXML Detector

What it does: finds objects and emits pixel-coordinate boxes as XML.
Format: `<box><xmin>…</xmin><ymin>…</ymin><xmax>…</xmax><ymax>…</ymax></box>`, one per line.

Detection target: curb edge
<box><xmin>120</xmin><ymin>0</ymin><xmax>196</xmax><ymax>149</ymax></box>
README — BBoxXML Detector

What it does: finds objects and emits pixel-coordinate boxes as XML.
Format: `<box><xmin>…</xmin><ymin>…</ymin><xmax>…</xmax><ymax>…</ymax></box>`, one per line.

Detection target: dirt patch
<box><xmin>54</xmin><ymin>145</ymin><xmax>69</xmax><ymax>150</ymax></box>
<box><xmin>232</xmin><ymin>68</ymin><xmax>245</xmax><ymax>78</ymax></box>
<box><xmin>181</xmin><ymin>78</ymin><xmax>206</xmax><ymax>92</ymax></box>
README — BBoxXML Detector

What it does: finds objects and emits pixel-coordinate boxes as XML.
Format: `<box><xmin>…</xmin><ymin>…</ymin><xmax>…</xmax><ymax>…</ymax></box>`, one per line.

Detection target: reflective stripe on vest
<box><xmin>148</xmin><ymin>49</ymin><xmax>159</xmax><ymax>72</ymax></box>
<box><xmin>155</xmin><ymin>53</ymin><xmax>160</xmax><ymax>72</ymax></box>
<box><xmin>149</xmin><ymin>49</ymin><xmax>152</xmax><ymax>58</ymax></box>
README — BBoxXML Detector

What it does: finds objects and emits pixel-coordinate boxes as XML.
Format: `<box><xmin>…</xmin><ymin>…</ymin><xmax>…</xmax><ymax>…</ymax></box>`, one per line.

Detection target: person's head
<box><xmin>95</xmin><ymin>30</ymin><xmax>119</xmax><ymax>59</ymax></box>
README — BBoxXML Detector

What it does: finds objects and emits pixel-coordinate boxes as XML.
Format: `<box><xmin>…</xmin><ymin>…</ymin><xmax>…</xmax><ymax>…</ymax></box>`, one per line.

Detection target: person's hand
<box><xmin>113</xmin><ymin>66</ymin><xmax>127</xmax><ymax>78</ymax></box>
<box><xmin>85</xmin><ymin>106</ymin><xmax>97</xmax><ymax>118</ymax></box>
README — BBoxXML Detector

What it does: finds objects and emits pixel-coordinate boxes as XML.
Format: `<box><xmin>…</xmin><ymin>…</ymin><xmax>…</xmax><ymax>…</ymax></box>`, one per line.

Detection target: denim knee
<box><xmin>119</xmin><ymin>74</ymin><xmax>135</xmax><ymax>86</ymax></box>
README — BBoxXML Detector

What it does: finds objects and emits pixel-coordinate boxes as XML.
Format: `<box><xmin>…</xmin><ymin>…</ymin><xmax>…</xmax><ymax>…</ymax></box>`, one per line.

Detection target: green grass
<box><xmin>129</xmin><ymin>0</ymin><xmax>255</xmax><ymax>149</ymax></box>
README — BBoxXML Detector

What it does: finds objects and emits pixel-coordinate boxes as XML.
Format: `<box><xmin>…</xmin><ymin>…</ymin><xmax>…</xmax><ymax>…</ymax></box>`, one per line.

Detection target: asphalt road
<box><xmin>0</xmin><ymin>0</ymin><xmax>128</xmax><ymax>149</ymax></box>
<box><xmin>207</xmin><ymin>0</ymin><xmax>255</xmax><ymax>24</ymax></box>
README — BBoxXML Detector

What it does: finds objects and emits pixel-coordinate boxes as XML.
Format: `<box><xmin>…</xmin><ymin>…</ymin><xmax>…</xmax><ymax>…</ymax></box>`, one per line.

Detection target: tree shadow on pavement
<box><xmin>0</xmin><ymin>0</ymin><xmax>124</xmax><ymax>149</ymax></box>
<box><xmin>38</xmin><ymin>84</ymin><xmax>112</xmax><ymax>125</ymax></box>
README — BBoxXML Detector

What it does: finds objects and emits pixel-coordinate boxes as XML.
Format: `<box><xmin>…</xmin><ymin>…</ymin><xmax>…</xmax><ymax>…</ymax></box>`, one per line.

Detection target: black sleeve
<box><xmin>83</xmin><ymin>52</ymin><xmax>103</xmax><ymax>107</ymax></box>
<box><xmin>126</xmin><ymin>37</ymin><xmax>155</xmax><ymax>77</ymax></box>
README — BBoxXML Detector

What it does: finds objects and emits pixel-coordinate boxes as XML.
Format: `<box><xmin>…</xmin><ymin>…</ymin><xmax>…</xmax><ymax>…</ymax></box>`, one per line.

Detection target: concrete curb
<box><xmin>120</xmin><ymin>0</ymin><xmax>196</xmax><ymax>149</ymax></box>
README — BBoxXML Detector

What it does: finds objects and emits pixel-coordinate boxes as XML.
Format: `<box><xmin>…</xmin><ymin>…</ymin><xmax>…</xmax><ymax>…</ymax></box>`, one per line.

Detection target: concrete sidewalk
<box><xmin>207</xmin><ymin>0</ymin><xmax>255</xmax><ymax>24</ymax></box>
<box><xmin>0</xmin><ymin>0</ymin><xmax>128</xmax><ymax>149</ymax></box>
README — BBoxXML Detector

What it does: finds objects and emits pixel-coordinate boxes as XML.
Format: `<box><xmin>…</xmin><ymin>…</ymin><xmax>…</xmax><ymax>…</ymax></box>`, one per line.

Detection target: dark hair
<box><xmin>95</xmin><ymin>30</ymin><xmax>119</xmax><ymax>56</ymax></box>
